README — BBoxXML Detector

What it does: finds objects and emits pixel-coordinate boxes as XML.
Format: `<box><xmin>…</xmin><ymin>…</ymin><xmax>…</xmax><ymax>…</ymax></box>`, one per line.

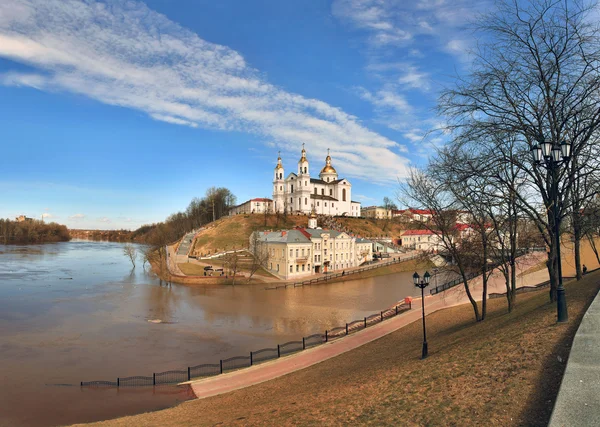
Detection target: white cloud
<box><xmin>354</xmin><ymin>194</ymin><xmax>377</xmax><ymax>202</ymax></box>
<box><xmin>69</xmin><ymin>213</ymin><xmax>85</xmax><ymax>220</ymax></box>
<box><xmin>41</xmin><ymin>212</ymin><xmax>54</xmax><ymax>219</ymax></box>
<box><xmin>0</xmin><ymin>0</ymin><xmax>411</xmax><ymax>183</ymax></box>
<box><xmin>98</xmin><ymin>217</ymin><xmax>111</xmax><ymax>223</ymax></box>
<box><xmin>332</xmin><ymin>0</ymin><xmax>486</xmax><ymax>59</ymax></box>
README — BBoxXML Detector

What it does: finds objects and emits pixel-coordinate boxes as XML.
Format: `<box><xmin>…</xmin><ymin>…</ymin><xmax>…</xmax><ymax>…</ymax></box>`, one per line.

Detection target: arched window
<box><xmin>304</xmin><ymin>167</ymin><xmax>307</xmax><ymax>173</ymax></box>
<box><xmin>342</xmin><ymin>188</ymin><xmax>346</xmax><ymax>201</ymax></box>
<box><xmin>327</xmin><ymin>177</ymin><xmax>329</xmax><ymax>182</ymax></box>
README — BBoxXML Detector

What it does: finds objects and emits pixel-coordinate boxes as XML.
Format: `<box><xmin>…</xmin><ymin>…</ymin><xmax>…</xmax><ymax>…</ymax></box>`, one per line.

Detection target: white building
<box><xmin>229</xmin><ymin>198</ymin><xmax>273</xmax><ymax>216</ymax></box>
<box><xmin>400</xmin><ymin>229</ymin><xmax>444</xmax><ymax>252</ymax></box>
<box><xmin>272</xmin><ymin>146</ymin><xmax>361</xmax><ymax>217</ymax></box>
<box><xmin>250</xmin><ymin>216</ymin><xmax>372</xmax><ymax>279</ymax></box>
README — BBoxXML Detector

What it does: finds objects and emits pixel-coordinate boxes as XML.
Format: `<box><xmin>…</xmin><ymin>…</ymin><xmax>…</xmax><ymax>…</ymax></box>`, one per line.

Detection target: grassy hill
<box><xmin>188</xmin><ymin>214</ymin><xmax>408</xmax><ymax>256</ymax></box>
<box><xmin>82</xmin><ymin>270</ymin><xmax>600</xmax><ymax>427</ymax></box>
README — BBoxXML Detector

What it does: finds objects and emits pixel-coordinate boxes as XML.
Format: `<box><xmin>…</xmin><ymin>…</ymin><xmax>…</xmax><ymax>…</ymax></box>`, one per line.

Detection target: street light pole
<box><xmin>413</xmin><ymin>271</ymin><xmax>431</xmax><ymax>359</ymax></box>
<box><xmin>531</xmin><ymin>140</ymin><xmax>571</xmax><ymax>323</ymax></box>
<box><xmin>552</xmin><ymin>162</ymin><xmax>567</xmax><ymax>322</ymax></box>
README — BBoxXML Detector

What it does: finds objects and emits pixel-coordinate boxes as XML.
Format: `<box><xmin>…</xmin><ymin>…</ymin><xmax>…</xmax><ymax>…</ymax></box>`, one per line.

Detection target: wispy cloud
<box><xmin>0</xmin><ymin>0</ymin><xmax>411</xmax><ymax>183</ymax></box>
<box><xmin>98</xmin><ymin>217</ymin><xmax>111</xmax><ymax>223</ymax></box>
<box><xmin>332</xmin><ymin>0</ymin><xmax>485</xmax><ymax>60</ymax></box>
<box><xmin>41</xmin><ymin>212</ymin><xmax>54</xmax><ymax>219</ymax></box>
<box><xmin>354</xmin><ymin>194</ymin><xmax>377</xmax><ymax>203</ymax></box>
<box><xmin>69</xmin><ymin>213</ymin><xmax>85</xmax><ymax>220</ymax></box>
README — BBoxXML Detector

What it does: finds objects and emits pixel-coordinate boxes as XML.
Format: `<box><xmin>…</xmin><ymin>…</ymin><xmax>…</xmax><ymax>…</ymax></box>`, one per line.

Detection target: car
<box><xmin>203</xmin><ymin>265</ymin><xmax>213</xmax><ymax>271</ymax></box>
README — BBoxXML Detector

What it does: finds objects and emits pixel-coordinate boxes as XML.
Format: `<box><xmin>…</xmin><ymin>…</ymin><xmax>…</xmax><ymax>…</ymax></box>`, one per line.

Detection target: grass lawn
<box><xmin>82</xmin><ymin>272</ymin><xmax>599</xmax><ymax>427</ymax></box>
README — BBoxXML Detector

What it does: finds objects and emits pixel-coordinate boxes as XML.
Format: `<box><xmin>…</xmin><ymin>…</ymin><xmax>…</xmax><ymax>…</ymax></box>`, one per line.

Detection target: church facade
<box><xmin>272</xmin><ymin>146</ymin><xmax>361</xmax><ymax>217</ymax></box>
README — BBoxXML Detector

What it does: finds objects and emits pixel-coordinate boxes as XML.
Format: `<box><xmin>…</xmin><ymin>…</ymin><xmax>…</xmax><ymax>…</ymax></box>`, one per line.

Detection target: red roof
<box><xmin>410</xmin><ymin>208</ymin><xmax>433</xmax><ymax>215</ymax></box>
<box><xmin>402</xmin><ymin>229</ymin><xmax>435</xmax><ymax>236</ymax></box>
<box><xmin>296</xmin><ymin>228</ymin><xmax>312</xmax><ymax>239</ymax></box>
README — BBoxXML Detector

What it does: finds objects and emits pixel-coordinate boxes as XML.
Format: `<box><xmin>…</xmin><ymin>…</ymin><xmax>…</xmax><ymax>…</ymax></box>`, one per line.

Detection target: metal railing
<box><xmin>429</xmin><ymin>247</ymin><xmax>547</xmax><ymax>295</ymax></box>
<box><xmin>80</xmin><ymin>301</ymin><xmax>412</xmax><ymax>388</ymax></box>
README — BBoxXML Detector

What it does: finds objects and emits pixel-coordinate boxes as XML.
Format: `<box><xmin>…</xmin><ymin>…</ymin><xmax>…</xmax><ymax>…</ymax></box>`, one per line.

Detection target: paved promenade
<box><xmin>550</xmin><ymin>288</ymin><xmax>600</xmax><ymax>427</ymax></box>
<box><xmin>186</xmin><ymin>252</ymin><xmax>546</xmax><ymax>399</ymax></box>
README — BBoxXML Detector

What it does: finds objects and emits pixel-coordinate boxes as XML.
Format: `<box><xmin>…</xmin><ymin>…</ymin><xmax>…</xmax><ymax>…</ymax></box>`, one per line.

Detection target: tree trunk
<box><xmin>481</xmin><ymin>237</ymin><xmax>488</xmax><ymax>321</ymax></box>
<box><xmin>573</xmin><ymin>212</ymin><xmax>582</xmax><ymax>280</ymax></box>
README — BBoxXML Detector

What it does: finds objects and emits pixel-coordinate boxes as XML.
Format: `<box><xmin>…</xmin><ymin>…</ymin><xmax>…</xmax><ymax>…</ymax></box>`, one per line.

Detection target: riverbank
<box><xmin>79</xmin><ymin>271</ymin><xmax>600</xmax><ymax>427</ymax></box>
<box><xmin>0</xmin><ymin>219</ymin><xmax>70</xmax><ymax>244</ymax></box>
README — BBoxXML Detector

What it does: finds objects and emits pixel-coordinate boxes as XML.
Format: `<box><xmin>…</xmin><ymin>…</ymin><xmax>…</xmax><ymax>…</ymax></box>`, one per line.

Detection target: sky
<box><xmin>0</xmin><ymin>0</ymin><xmax>488</xmax><ymax>230</ymax></box>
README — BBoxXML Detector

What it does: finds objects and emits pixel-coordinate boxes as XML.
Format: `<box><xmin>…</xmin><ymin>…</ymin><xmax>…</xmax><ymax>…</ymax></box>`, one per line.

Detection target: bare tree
<box><xmin>224</xmin><ymin>250</ymin><xmax>240</xmax><ymax>285</ymax></box>
<box><xmin>123</xmin><ymin>244</ymin><xmax>137</xmax><ymax>268</ymax></box>
<box><xmin>402</xmin><ymin>167</ymin><xmax>484</xmax><ymax>321</ymax></box>
<box><xmin>439</xmin><ymin>0</ymin><xmax>600</xmax><ymax>302</ymax></box>
<box><xmin>247</xmin><ymin>231</ymin><xmax>269</xmax><ymax>283</ymax></box>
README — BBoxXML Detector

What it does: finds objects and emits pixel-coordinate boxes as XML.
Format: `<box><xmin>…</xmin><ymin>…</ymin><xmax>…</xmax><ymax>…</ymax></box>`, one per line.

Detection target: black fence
<box><xmin>265</xmin><ymin>254</ymin><xmax>420</xmax><ymax>290</ymax></box>
<box><xmin>429</xmin><ymin>247</ymin><xmax>547</xmax><ymax>296</ymax></box>
<box><xmin>80</xmin><ymin>301</ymin><xmax>412</xmax><ymax>388</ymax></box>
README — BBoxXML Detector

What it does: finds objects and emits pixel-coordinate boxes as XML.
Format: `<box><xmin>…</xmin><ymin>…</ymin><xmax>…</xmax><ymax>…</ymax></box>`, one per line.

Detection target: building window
<box><xmin>330</xmin><ymin>189</ymin><xmax>333</xmax><ymax>196</ymax></box>
<box><xmin>296</xmin><ymin>249</ymin><xmax>299</xmax><ymax>257</ymax></box>
<box><xmin>321</xmin><ymin>189</ymin><xmax>324</xmax><ymax>195</ymax></box>
<box><xmin>290</xmin><ymin>249</ymin><xmax>293</xmax><ymax>257</ymax></box>
<box><xmin>332</xmin><ymin>203</ymin><xmax>334</xmax><ymax>207</ymax></box>
<box><xmin>277</xmin><ymin>264</ymin><xmax>280</xmax><ymax>272</ymax></box>
<box><xmin>342</xmin><ymin>188</ymin><xmax>346</xmax><ymax>201</ymax></box>
<box><xmin>305</xmin><ymin>180</ymin><xmax>307</xmax><ymax>185</ymax></box>
<box><xmin>315</xmin><ymin>255</ymin><xmax>317</xmax><ymax>262</ymax></box>
<box><xmin>290</xmin><ymin>265</ymin><xmax>293</xmax><ymax>273</ymax></box>
<box><xmin>327</xmin><ymin>177</ymin><xmax>330</xmax><ymax>182</ymax></box>
<box><xmin>314</xmin><ymin>188</ymin><xmax>317</xmax><ymax>194</ymax></box>
<box><xmin>291</xmin><ymin>185</ymin><xmax>294</xmax><ymax>192</ymax></box>
<box><xmin>305</xmin><ymin>198</ymin><xmax>308</xmax><ymax>205</ymax></box>
<box><xmin>280</xmin><ymin>186</ymin><xmax>282</xmax><ymax>191</ymax></box>
<box><xmin>301</xmin><ymin>248</ymin><xmax>305</xmax><ymax>256</ymax></box>
<box><xmin>302</xmin><ymin>264</ymin><xmax>305</xmax><ymax>271</ymax></box>
<box><xmin>304</xmin><ymin>167</ymin><xmax>307</xmax><ymax>173</ymax></box>
<box><xmin>290</xmin><ymin>197</ymin><xmax>293</xmax><ymax>203</ymax></box>
<box><xmin>296</xmin><ymin>265</ymin><xmax>299</xmax><ymax>272</ymax></box>
<box><xmin>317</xmin><ymin>202</ymin><xmax>320</xmax><ymax>206</ymax></box>
<box><xmin>270</xmin><ymin>263</ymin><xmax>273</xmax><ymax>270</ymax></box>
<box><xmin>325</xmin><ymin>203</ymin><xmax>327</xmax><ymax>207</ymax></box>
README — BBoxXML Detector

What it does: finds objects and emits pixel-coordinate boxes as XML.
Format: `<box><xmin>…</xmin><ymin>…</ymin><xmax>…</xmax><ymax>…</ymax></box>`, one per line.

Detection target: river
<box><xmin>0</xmin><ymin>240</ymin><xmax>435</xmax><ymax>426</ymax></box>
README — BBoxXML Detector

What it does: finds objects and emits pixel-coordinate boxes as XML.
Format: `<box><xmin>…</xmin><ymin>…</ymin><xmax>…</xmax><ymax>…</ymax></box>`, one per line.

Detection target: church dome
<box><xmin>320</xmin><ymin>153</ymin><xmax>337</xmax><ymax>174</ymax></box>
<box><xmin>321</xmin><ymin>164</ymin><xmax>337</xmax><ymax>174</ymax></box>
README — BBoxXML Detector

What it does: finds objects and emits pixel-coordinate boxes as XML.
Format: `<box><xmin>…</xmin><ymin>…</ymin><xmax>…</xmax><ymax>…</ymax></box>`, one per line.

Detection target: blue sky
<box><xmin>0</xmin><ymin>0</ymin><xmax>486</xmax><ymax>230</ymax></box>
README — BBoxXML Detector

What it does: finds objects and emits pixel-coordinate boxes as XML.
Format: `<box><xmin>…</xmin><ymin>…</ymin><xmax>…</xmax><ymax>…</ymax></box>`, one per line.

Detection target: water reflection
<box><xmin>0</xmin><ymin>240</ymin><xmax>425</xmax><ymax>426</ymax></box>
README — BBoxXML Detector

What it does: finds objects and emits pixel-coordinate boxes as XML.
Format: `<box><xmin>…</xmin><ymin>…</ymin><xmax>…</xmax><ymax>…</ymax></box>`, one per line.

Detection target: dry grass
<box><xmin>82</xmin><ymin>272</ymin><xmax>600</xmax><ymax>427</ymax></box>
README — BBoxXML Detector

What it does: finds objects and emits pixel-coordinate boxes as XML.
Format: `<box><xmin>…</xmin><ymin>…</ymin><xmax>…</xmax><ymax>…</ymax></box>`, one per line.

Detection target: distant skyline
<box><xmin>0</xmin><ymin>0</ymin><xmax>486</xmax><ymax>229</ymax></box>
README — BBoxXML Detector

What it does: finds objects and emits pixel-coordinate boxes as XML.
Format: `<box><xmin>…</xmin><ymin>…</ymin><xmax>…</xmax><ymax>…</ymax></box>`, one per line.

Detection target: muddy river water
<box><xmin>0</xmin><ymin>240</ymin><xmax>435</xmax><ymax>426</ymax></box>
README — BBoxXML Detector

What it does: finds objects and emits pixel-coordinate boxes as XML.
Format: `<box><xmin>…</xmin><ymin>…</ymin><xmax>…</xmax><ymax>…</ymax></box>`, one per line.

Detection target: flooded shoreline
<box><xmin>0</xmin><ymin>240</ymin><xmax>434</xmax><ymax>426</ymax></box>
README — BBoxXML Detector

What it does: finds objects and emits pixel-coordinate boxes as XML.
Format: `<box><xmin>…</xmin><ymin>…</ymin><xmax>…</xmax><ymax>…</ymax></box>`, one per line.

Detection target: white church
<box><xmin>272</xmin><ymin>145</ymin><xmax>361</xmax><ymax>217</ymax></box>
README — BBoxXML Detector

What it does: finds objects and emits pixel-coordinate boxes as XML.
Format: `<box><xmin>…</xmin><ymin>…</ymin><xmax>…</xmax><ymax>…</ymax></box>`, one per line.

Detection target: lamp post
<box><xmin>530</xmin><ymin>139</ymin><xmax>572</xmax><ymax>322</ymax></box>
<box><xmin>413</xmin><ymin>271</ymin><xmax>431</xmax><ymax>359</ymax></box>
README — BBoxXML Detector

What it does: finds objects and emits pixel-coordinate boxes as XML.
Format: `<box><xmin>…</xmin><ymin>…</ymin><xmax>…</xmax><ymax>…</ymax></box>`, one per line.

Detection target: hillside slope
<box><xmin>188</xmin><ymin>214</ymin><xmax>408</xmax><ymax>256</ymax></box>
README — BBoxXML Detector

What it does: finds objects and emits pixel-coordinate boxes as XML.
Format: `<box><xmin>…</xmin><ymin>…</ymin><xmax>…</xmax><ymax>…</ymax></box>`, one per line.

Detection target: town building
<box><xmin>15</xmin><ymin>215</ymin><xmax>33</xmax><ymax>223</ymax></box>
<box><xmin>400</xmin><ymin>229</ymin><xmax>444</xmax><ymax>252</ymax></box>
<box><xmin>272</xmin><ymin>146</ymin><xmax>361</xmax><ymax>217</ymax></box>
<box><xmin>361</xmin><ymin>206</ymin><xmax>392</xmax><ymax>219</ymax></box>
<box><xmin>228</xmin><ymin>198</ymin><xmax>273</xmax><ymax>216</ymax></box>
<box><xmin>250</xmin><ymin>215</ymin><xmax>372</xmax><ymax>280</ymax></box>
<box><xmin>393</xmin><ymin>208</ymin><xmax>433</xmax><ymax>223</ymax></box>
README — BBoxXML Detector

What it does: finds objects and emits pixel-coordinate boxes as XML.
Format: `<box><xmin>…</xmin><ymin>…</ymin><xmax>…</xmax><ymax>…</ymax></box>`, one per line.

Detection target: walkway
<box><xmin>549</xmin><ymin>287</ymin><xmax>600</xmax><ymax>427</ymax></box>
<box><xmin>186</xmin><ymin>252</ymin><xmax>547</xmax><ymax>399</ymax></box>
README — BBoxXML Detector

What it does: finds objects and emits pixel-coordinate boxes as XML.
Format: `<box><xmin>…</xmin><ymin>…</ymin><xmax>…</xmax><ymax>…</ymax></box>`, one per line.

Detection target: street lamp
<box><xmin>530</xmin><ymin>139</ymin><xmax>572</xmax><ymax>322</ymax></box>
<box><xmin>413</xmin><ymin>271</ymin><xmax>431</xmax><ymax>359</ymax></box>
